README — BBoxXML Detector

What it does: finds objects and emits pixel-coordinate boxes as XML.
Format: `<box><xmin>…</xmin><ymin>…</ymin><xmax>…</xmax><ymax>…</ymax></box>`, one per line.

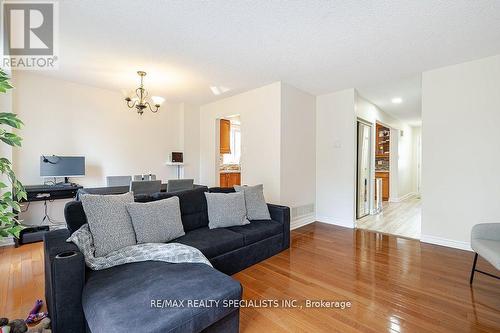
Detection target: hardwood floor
<box><xmin>235</xmin><ymin>223</ymin><xmax>499</xmax><ymax>332</ymax></box>
<box><xmin>0</xmin><ymin>242</ymin><xmax>46</xmax><ymax>320</ymax></box>
<box><xmin>356</xmin><ymin>197</ymin><xmax>421</xmax><ymax>239</ymax></box>
<box><xmin>1</xmin><ymin>223</ymin><xmax>499</xmax><ymax>332</ymax></box>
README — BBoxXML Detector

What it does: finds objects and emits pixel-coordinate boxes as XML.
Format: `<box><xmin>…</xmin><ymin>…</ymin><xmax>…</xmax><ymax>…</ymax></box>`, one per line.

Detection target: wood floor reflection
<box><xmin>1</xmin><ymin>222</ymin><xmax>498</xmax><ymax>332</ymax></box>
<box><xmin>235</xmin><ymin>222</ymin><xmax>500</xmax><ymax>333</ymax></box>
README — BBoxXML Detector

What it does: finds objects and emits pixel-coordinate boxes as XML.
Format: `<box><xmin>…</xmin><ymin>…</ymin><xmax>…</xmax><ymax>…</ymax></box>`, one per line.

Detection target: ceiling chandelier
<box><xmin>125</xmin><ymin>71</ymin><xmax>165</xmax><ymax>115</ymax></box>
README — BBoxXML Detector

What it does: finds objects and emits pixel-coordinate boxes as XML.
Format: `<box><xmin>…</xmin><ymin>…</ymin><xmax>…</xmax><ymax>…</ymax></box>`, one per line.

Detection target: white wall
<box><xmin>182</xmin><ymin>103</ymin><xmax>200</xmax><ymax>182</ymax></box>
<box><xmin>397</xmin><ymin>125</ymin><xmax>415</xmax><ymax>199</ymax></box>
<box><xmin>356</xmin><ymin>94</ymin><xmax>403</xmax><ymax>129</ymax></box>
<box><xmin>12</xmin><ymin>72</ymin><xmax>185</xmax><ymax>225</ymax></box>
<box><xmin>316</xmin><ymin>89</ymin><xmax>356</xmax><ymax>227</ymax></box>
<box><xmin>280</xmin><ymin>83</ymin><xmax>316</xmax><ymax>228</ymax></box>
<box><xmin>199</xmin><ymin>82</ymin><xmax>282</xmax><ymax>203</ymax></box>
<box><xmin>421</xmin><ymin>54</ymin><xmax>500</xmax><ymax>249</ymax></box>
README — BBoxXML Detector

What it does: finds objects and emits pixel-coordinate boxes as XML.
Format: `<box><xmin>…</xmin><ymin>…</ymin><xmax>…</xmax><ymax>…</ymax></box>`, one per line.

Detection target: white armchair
<box><xmin>470</xmin><ymin>223</ymin><xmax>500</xmax><ymax>284</ymax></box>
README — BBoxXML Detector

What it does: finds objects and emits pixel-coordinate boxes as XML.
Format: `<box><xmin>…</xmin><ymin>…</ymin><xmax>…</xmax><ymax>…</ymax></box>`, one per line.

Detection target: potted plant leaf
<box><xmin>0</xmin><ymin>68</ymin><xmax>26</xmax><ymax>240</ymax></box>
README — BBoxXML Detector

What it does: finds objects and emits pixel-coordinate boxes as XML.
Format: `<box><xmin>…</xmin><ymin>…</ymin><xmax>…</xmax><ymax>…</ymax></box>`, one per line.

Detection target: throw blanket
<box><xmin>67</xmin><ymin>224</ymin><xmax>212</xmax><ymax>270</ymax></box>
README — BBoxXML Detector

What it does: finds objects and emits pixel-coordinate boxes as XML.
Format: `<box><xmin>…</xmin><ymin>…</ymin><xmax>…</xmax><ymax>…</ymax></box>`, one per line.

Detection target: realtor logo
<box><xmin>1</xmin><ymin>1</ymin><xmax>59</xmax><ymax>70</ymax></box>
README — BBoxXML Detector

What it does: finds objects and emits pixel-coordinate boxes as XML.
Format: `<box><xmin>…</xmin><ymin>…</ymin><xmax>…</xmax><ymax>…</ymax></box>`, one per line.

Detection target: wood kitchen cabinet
<box><xmin>220</xmin><ymin>119</ymin><xmax>231</xmax><ymax>154</ymax></box>
<box><xmin>376</xmin><ymin>172</ymin><xmax>390</xmax><ymax>201</ymax></box>
<box><xmin>220</xmin><ymin>172</ymin><xmax>241</xmax><ymax>187</ymax></box>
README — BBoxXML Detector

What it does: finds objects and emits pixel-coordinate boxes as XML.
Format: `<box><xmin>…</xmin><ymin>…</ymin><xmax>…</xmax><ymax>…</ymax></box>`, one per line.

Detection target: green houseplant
<box><xmin>0</xmin><ymin>68</ymin><xmax>26</xmax><ymax>239</ymax></box>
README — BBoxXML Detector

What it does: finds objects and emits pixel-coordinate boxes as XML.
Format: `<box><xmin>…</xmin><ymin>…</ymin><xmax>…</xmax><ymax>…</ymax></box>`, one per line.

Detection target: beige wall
<box><xmin>421</xmin><ymin>54</ymin><xmax>500</xmax><ymax>249</ymax></box>
<box><xmin>182</xmin><ymin>103</ymin><xmax>200</xmax><ymax>182</ymax></box>
<box><xmin>280</xmin><ymin>83</ymin><xmax>316</xmax><ymax>228</ymax></box>
<box><xmin>316</xmin><ymin>89</ymin><xmax>356</xmax><ymax>227</ymax></box>
<box><xmin>198</xmin><ymin>81</ymin><xmax>316</xmax><ymax>223</ymax></box>
<box><xmin>199</xmin><ymin>82</ymin><xmax>282</xmax><ymax>203</ymax></box>
<box><xmin>12</xmin><ymin>72</ymin><xmax>184</xmax><ymax>186</ymax></box>
<box><xmin>12</xmin><ymin>72</ymin><xmax>185</xmax><ymax>225</ymax></box>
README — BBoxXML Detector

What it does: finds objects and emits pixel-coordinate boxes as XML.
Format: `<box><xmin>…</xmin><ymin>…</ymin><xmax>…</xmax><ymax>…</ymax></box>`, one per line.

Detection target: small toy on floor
<box><xmin>24</xmin><ymin>314</ymin><xmax>47</xmax><ymax>326</ymax></box>
<box><xmin>25</xmin><ymin>301</ymin><xmax>42</xmax><ymax>323</ymax></box>
<box><xmin>0</xmin><ymin>317</ymin><xmax>51</xmax><ymax>333</ymax></box>
<box><xmin>25</xmin><ymin>301</ymin><xmax>47</xmax><ymax>325</ymax></box>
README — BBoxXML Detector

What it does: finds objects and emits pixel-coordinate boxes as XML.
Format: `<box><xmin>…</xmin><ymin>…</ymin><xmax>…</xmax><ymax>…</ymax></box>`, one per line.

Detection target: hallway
<box><xmin>356</xmin><ymin>197</ymin><xmax>421</xmax><ymax>239</ymax></box>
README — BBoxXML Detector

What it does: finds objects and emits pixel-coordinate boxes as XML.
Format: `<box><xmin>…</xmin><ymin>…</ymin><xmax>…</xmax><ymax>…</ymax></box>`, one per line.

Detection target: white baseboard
<box><xmin>315</xmin><ymin>215</ymin><xmax>354</xmax><ymax>228</ymax></box>
<box><xmin>389</xmin><ymin>192</ymin><xmax>418</xmax><ymax>203</ymax></box>
<box><xmin>290</xmin><ymin>214</ymin><xmax>315</xmax><ymax>230</ymax></box>
<box><xmin>421</xmin><ymin>235</ymin><xmax>472</xmax><ymax>251</ymax></box>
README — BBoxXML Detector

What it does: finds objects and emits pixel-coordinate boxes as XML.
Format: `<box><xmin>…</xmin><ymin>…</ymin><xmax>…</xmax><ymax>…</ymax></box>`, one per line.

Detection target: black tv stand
<box><xmin>24</xmin><ymin>183</ymin><xmax>83</xmax><ymax>201</ymax></box>
<box><xmin>15</xmin><ymin>183</ymin><xmax>83</xmax><ymax>247</ymax></box>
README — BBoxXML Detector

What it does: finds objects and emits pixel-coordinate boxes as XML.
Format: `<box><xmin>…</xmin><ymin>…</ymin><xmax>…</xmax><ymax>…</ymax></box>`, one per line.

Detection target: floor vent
<box><xmin>291</xmin><ymin>203</ymin><xmax>315</xmax><ymax>219</ymax></box>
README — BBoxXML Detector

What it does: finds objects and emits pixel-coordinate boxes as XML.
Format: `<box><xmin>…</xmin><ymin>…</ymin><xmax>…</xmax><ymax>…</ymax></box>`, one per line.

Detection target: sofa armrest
<box><xmin>267</xmin><ymin>204</ymin><xmax>290</xmax><ymax>250</ymax></box>
<box><xmin>44</xmin><ymin>229</ymin><xmax>86</xmax><ymax>333</ymax></box>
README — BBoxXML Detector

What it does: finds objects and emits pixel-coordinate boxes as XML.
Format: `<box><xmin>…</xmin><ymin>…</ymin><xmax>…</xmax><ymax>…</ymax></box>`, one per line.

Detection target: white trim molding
<box><xmin>291</xmin><ymin>213</ymin><xmax>315</xmax><ymax>230</ymax></box>
<box><xmin>421</xmin><ymin>234</ymin><xmax>472</xmax><ymax>251</ymax></box>
<box><xmin>389</xmin><ymin>192</ymin><xmax>418</xmax><ymax>203</ymax></box>
<box><xmin>315</xmin><ymin>215</ymin><xmax>354</xmax><ymax>228</ymax></box>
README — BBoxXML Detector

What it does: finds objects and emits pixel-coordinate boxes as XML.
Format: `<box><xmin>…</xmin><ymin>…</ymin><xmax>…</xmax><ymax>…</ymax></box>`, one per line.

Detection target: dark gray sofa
<box><xmin>44</xmin><ymin>186</ymin><xmax>290</xmax><ymax>333</ymax></box>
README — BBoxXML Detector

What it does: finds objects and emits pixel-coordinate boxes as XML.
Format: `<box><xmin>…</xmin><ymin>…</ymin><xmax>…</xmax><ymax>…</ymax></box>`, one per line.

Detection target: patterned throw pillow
<box><xmin>205</xmin><ymin>192</ymin><xmax>250</xmax><ymax>229</ymax></box>
<box><xmin>234</xmin><ymin>184</ymin><xmax>271</xmax><ymax>220</ymax></box>
<box><xmin>81</xmin><ymin>192</ymin><xmax>136</xmax><ymax>257</ymax></box>
<box><xmin>126</xmin><ymin>197</ymin><xmax>185</xmax><ymax>243</ymax></box>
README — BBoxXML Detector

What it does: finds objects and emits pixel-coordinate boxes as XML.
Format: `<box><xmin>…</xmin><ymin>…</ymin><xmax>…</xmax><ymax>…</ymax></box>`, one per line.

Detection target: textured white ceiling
<box><xmin>358</xmin><ymin>75</ymin><xmax>422</xmax><ymax>126</ymax></box>
<box><xmin>39</xmin><ymin>0</ymin><xmax>500</xmax><ymax>108</ymax></box>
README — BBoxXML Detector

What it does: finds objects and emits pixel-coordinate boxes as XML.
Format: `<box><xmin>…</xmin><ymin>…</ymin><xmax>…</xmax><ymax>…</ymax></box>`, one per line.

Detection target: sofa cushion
<box><xmin>234</xmin><ymin>184</ymin><xmax>271</xmax><ymax>220</ymax></box>
<box><xmin>170</xmin><ymin>227</ymin><xmax>245</xmax><ymax>259</ymax></box>
<box><xmin>83</xmin><ymin>262</ymin><xmax>241</xmax><ymax>333</ymax></box>
<box><xmin>227</xmin><ymin>220</ymin><xmax>282</xmax><ymax>245</ymax></box>
<box><xmin>151</xmin><ymin>187</ymin><xmax>209</xmax><ymax>232</ymax></box>
<box><xmin>81</xmin><ymin>192</ymin><xmax>136</xmax><ymax>257</ymax></box>
<box><xmin>126</xmin><ymin>197</ymin><xmax>185</xmax><ymax>244</ymax></box>
<box><xmin>205</xmin><ymin>192</ymin><xmax>250</xmax><ymax>229</ymax></box>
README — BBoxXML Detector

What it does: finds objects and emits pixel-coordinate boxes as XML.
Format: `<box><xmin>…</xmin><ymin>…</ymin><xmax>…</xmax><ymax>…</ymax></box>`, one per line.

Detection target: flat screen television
<box><xmin>40</xmin><ymin>156</ymin><xmax>85</xmax><ymax>182</ymax></box>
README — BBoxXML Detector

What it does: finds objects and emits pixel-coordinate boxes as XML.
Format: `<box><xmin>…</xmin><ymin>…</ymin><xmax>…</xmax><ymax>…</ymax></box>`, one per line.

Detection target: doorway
<box><xmin>356</xmin><ymin>120</ymin><xmax>372</xmax><ymax>219</ymax></box>
<box><xmin>356</xmin><ymin>122</ymin><xmax>422</xmax><ymax>240</ymax></box>
<box><xmin>217</xmin><ymin>115</ymin><xmax>242</xmax><ymax>188</ymax></box>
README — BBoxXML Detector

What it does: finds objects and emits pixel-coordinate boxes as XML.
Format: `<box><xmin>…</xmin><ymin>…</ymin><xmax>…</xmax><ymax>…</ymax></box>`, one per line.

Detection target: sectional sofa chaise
<box><xmin>43</xmin><ymin>186</ymin><xmax>290</xmax><ymax>333</ymax></box>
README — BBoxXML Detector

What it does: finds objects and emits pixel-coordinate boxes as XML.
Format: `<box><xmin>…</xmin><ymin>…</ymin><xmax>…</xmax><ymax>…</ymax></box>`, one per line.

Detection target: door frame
<box><xmin>356</xmin><ymin>118</ymin><xmax>373</xmax><ymax>219</ymax></box>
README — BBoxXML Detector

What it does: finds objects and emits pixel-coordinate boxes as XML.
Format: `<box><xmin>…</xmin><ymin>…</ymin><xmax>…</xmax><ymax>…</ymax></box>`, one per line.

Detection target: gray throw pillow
<box><xmin>205</xmin><ymin>192</ymin><xmax>250</xmax><ymax>229</ymax></box>
<box><xmin>234</xmin><ymin>184</ymin><xmax>271</xmax><ymax>220</ymax></box>
<box><xmin>81</xmin><ymin>192</ymin><xmax>136</xmax><ymax>257</ymax></box>
<box><xmin>126</xmin><ymin>197</ymin><xmax>185</xmax><ymax>244</ymax></box>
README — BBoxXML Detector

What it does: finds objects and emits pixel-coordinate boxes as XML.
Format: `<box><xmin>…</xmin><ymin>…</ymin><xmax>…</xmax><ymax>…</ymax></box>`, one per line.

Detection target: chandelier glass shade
<box><xmin>125</xmin><ymin>71</ymin><xmax>165</xmax><ymax>115</ymax></box>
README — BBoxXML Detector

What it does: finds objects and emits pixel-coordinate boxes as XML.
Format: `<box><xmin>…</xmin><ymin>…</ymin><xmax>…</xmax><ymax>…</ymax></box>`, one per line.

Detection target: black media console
<box><xmin>15</xmin><ymin>184</ymin><xmax>83</xmax><ymax>247</ymax></box>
